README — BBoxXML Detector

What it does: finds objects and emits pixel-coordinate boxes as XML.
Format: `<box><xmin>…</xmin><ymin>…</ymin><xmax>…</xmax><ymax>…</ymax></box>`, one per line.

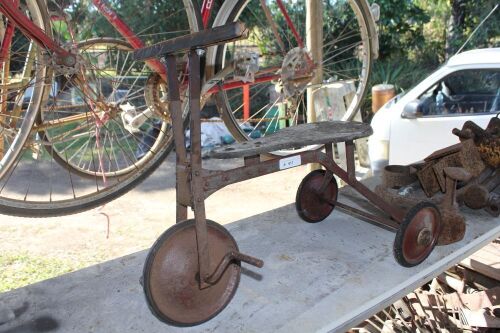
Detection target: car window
<box><xmin>416</xmin><ymin>69</ymin><xmax>500</xmax><ymax>116</ymax></box>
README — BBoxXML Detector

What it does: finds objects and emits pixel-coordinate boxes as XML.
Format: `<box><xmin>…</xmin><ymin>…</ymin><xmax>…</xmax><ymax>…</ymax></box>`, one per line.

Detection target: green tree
<box><xmin>51</xmin><ymin>0</ymin><xmax>193</xmax><ymax>44</ymax></box>
<box><xmin>370</xmin><ymin>0</ymin><xmax>430</xmax><ymax>60</ymax></box>
<box><xmin>446</xmin><ymin>0</ymin><xmax>499</xmax><ymax>57</ymax></box>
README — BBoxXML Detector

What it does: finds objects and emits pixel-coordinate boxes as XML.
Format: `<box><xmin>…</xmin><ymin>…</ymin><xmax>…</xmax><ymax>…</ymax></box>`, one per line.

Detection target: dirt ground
<box><xmin>0</xmin><ymin>154</ymin><xmax>312</xmax><ymax>291</ymax></box>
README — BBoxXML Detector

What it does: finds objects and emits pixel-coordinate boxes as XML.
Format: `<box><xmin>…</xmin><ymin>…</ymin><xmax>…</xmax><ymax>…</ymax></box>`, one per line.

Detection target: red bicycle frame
<box><xmin>1</xmin><ymin>0</ymin><xmax>304</xmax><ymax>95</ymax></box>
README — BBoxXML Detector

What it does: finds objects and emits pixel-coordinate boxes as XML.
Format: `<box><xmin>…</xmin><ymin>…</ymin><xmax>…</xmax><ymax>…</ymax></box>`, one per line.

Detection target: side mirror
<box><xmin>401</xmin><ymin>100</ymin><xmax>421</xmax><ymax>119</ymax></box>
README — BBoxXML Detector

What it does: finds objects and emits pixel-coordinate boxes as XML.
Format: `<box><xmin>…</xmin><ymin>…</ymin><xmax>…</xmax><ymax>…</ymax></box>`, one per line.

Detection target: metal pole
<box><xmin>306</xmin><ymin>0</ymin><xmax>323</xmax><ymax>171</ymax></box>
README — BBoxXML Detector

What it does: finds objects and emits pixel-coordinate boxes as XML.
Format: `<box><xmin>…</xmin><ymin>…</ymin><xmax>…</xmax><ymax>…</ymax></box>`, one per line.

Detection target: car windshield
<box><xmin>416</xmin><ymin>69</ymin><xmax>500</xmax><ymax>116</ymax></box>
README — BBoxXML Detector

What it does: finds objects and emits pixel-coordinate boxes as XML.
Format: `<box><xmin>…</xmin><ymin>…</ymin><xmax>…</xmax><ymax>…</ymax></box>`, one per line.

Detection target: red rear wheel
<box><xmin>393</xmin><ymin>202</ymin><xmax>442</xmax><ymax>267</ymax></box>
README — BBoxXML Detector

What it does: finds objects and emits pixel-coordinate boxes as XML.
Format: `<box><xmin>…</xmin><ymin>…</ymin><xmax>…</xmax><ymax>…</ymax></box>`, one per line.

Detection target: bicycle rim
<box><xmin>39</xmin><ymin>38</ymin><xmax>171</xmax><ymax>178</ymax></box>
<box><xmin>207</xmin><ymin>0</ymin><xmax>374</xmax><ymax>155</ymax></box>
<box><xmin>0</xmin><ymin>0</ymin><xmax>48</xmax><ymax>179</ymax></box>
<box><xmin>0</xmin><ymin>0</ymin><xmax>201</xmax><ymax>217</ymax></box>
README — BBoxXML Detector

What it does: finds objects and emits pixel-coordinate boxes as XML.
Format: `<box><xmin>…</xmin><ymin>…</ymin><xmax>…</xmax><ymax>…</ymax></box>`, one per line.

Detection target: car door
<box><xmin>389</xmin><ymin>68</ymin><xmax>499</xmax><ymax>165</ymax></box>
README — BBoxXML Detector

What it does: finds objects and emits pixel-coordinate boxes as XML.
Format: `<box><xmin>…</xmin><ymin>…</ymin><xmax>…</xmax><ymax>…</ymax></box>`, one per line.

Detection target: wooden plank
<box><xmin>211</xmin><ymin>121</ymin><xmax>373</xmax><ymax>158</ymax></box>
<box><xmin>469</xmin><ymin>248</ymin><xmax>499</xmax><ymax>263</ymax></box>
<box><xmin>460</xmin><ymin>239</ymin><xmax>500</xmax><ymax>281</ymax></box>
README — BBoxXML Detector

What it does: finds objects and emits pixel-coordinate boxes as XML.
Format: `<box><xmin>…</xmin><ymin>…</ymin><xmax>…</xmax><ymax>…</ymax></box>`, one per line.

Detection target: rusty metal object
<box><xmin>136</xmin><ymin>24</ymin><xmax>265</xmax><ymax>326</ymax></box>
<box><xmin>393</xmin><ymin>202</ymin><xmax>441</xmax><ymax>267</ymax></box>
<box><xmin>453</xmin><ymin>117</ymin><xmax>500</xmax><ymax>168</ymax></box>
<box><xmin>462</xmin><ymin>169</ymin><xmax>500</xmax><ymax>217</ymax></box>
<box><xmin>295</xmin><ymin>169</ymin><xmax>338</xmax><ymax>223</ymax></box>
<box><xmin>424</xmin><ymin>142</ymin><xmax>462</xmax><ymax>162</ymax></box>
<box><xmin>436</xmin><ymin>167</ymin><xmax>470</xmax><ymax>245</ymax></box>
<box><xmin>418</xmin><ymin>139</ymin><xmax>485</xmax><ymax>196</ymax></box>
<box><xmin>432</xmin><ymin>140</ymin><xmax>484</xmax><ymax>192</ymax></box>
<box><xmin>133</xmin><ymin>22</ymin><xmax>249</xmax><ymax>61</ymax></box>
<box><xmin>484</xmin><ymin>193</ymin><xmax>500</xmax><ymax>217</ymax></box>
<box><xmin>137</xmin><ymin>20</ymin><xmax>451</xmax><ymax>327</ymax></box>
<box><xmin>375</xmin><ymin>184</ymin><xmax>434</xmax><ymax>210</ymax></box>
<box><xmin>382</xmin><ymin>165</ymin><xmax>417</xmax><ymax>189</ymax></box>
<box><xmin>207</xmin><ymin>251</ymin><xmax>263</xmax><ymax>285</ymax></box>
<box><xmin>432</xmin><ymin>153</ymin><xmax>462</xmax><ymax>192</ymax></box>
<box><xmin>417</xmin><ymin>161</ymin><xmax>441</xmax><ymax>197</ymax></box>
<box><xmin>143</xmin><ymin>219</ymin><xmax>241</xmax><ymax>326</ymax></box>
<box><xmin>460</xmin><ymin>139</ymin><xmax>487</xmax><ymax>177</ymax></box>
<box><xmin>463</xmin><ymin>185</ymin><xmax>491</xmax><ymax>209</ymax></box>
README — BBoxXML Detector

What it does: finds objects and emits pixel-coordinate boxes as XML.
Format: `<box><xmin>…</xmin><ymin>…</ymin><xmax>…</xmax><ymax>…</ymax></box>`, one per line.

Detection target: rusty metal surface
<box><xmin>432</xmin><ymin>153</ymin><xmax>463</xmax><ymax>192</ymax></box>
<box><xmin>207</xmin><ymin>251</ymin><xmax>263</xmax><ymax>285</ymax></box>
<box><xmin>484</xmin><ymin>192</ymin><xmax>500</xmax><ymax>217</ymax></box>
<box><xmin>295</xmin><ymin>169</ymin><xmax>338</xmax><ymax>223</ymax></box>
<box><xmin>437</xmin><ymin>208</ymin><xmax>466</xmax><ymax>245</ymax></box>
<box><xmin>443</xmin><ymin>167</ymin><xmax>472</xmax><ymax>182</ymax></box>
<box><xmin>417</xmin><ymin>161</ymin><xmax>441</xmax><ymax>198</ymax></box>
<box><xmin>435</xmin><ymin>167</ymin><xmax>467</xmax><ymax>245</ymax></box>
<box><xmin>382</xmin><ymin>165</ymin><xmax>417</xmax><ymax>189</ymax></box>
<box><xmin>460</xmin><ymin>168</ymin><xmax>500</xmax><ymax>216</ymax></box>
<box><xmin>418</xmin><ymin>139</ymin><xmax>486</xmax><ymax>196</ymax></box>
<box><xmin>459</xmin><ymin>139</ymin><xmax>486</xmax><ymax>177</ymax></box>
<box><xmin>143</xmin><ymin>219</ymin><xmax>241</xmax><ymax>326</ymax></box>
<box><xmin>133</xmin><ymin>22</ymin><xmax>249</xmax><ymax>61</ymax></box>
<box><xmin>424</xmin><ymin>142</ymin><xmax>462</xmax><ymax>162</ymax></box>
<box><xmin>335</xmin><ymin>201</ymin><xmax>399</xmax><ymax>230</ymax></box>
<box><xmin>454</xmin><ymin>117</ymin><xmax>500</xmax><ymax>168</ymax></box>
<box><xmin>210</xmin><ymin>121</ymin><xmax>373</xmax><ymax>159</ymax></box>
<box><xmin>164</xmin><ymin>54</ymin><xmax>190</xmax><ymax>221</ymax></box>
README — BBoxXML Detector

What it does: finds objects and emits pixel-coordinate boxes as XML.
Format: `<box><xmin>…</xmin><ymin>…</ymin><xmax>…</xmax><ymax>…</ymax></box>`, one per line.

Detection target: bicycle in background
<box><xmin>0</xmin><ymin>0</ymin><xmax>378</xmax><ymax>216</ymax></box>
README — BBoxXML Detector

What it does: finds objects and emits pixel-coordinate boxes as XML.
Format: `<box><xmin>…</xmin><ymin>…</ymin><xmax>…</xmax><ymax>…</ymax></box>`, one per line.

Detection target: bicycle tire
<box><xmin>206</xmin><ymin>0</ymin><xmax>376</xmax><ymax>155</ymax></box>
<box><xmin>38</xmin><ymin>38</ymin><xmax>172</xmax><ymax>179</ymax></box>
<box><xmin>0</xmin><ymin>0</ymin><xmax>202</xmax><ymax>217</ymax></box>
<box><xmin>0</xmin><ymin>0</ymin><xmax>49</xmax><ymax>179</ymax></box>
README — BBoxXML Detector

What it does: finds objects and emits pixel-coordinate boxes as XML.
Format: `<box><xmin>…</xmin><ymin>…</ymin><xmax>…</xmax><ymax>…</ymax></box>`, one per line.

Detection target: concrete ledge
<box><xmin>1</xmin><ymin>199</ymin><xmax>499</xmax><ymax>333</ymax></box>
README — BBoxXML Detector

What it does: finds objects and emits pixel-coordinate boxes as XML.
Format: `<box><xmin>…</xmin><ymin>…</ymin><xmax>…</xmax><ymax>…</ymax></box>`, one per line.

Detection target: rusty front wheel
<box><xmin>143</xmin><ymin>219</ymin><xmax>241</xmax><ymax>326</ymax></box>
<box><xmin>295</xmin><ymin>169</ymin><xmax>338</xmax><ymax>223</ymax></box>
<box><xmin>393</xmin><ymin>202</ymin><xmax>442</xmax><ymax>267</ymax></box>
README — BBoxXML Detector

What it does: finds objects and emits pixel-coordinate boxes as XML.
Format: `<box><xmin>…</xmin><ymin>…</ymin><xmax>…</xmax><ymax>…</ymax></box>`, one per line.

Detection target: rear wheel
<box><xmin>40</xmin><ymin>38</ymin><xmax>171</xmax><ymax>179</ymax></box>
<box><xmin>393</xmin><ymin>202</ymin><xmax>441</xmax><ymax>267</ymax></box>
<box><xmin>207</xmin><ymin>0</ymin><xmax>375</xmax><ymax>155</ymax></box>
<box><xmin>0</xmin><ymin>1</ymin><xmax>201</xmax><ymax>216</ymax></box>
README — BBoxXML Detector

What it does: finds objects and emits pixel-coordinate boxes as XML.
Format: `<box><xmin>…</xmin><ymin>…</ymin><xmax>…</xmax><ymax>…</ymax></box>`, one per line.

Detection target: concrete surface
<box><xmin>1</xmin><ymin>182</ymin><xmax>499</xmax><ymax>333</ymax></box>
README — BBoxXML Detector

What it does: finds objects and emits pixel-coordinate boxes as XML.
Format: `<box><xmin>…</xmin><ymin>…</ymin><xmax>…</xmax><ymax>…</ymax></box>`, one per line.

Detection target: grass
<box><xmin>0</xmin><ymin>252</ymin><xmax>88</xmax><ymax>293</ymax></box>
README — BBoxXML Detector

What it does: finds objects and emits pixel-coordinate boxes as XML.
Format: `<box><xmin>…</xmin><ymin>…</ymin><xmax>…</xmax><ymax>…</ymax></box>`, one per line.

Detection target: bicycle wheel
<box><xmin>0</xmin><ymin>1</ymin><xmax>201</xmax><ymax>217</ymax></box>
<box><xmin>0</xmin><ymin>0</ymin><xmax>49</xmax><ymax>180</ymax></box>
<box><xmin>39</xmin><ymin>38</ymin><xmax>171</xmax><ymax>178</ymax></box>
<box><xmin>206</xmin><ymin>0</ymin><xmax>376</xmax><ymax>155</ymax></box>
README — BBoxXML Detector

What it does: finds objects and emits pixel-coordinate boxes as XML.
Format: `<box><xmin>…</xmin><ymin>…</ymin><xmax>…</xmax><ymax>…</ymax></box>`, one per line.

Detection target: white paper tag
<box><xmin>279</xmin><ymin>155</ymin><xmax>301</xmax><ymax>170</ymax></box>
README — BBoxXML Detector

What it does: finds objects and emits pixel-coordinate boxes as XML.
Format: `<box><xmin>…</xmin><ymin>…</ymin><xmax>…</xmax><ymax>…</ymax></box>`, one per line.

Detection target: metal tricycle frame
<box><xmin>133</xmin><ymin>22</ymin><xmax>442</xmax><ymax>327</ymax></box>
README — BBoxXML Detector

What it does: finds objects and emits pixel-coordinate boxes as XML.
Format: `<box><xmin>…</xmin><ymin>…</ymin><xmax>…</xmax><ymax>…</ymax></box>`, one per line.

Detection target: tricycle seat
<box><xmin>211</xmin><ymin>121</ymin><xmax>372</xmax><ymax>159</ymax></box>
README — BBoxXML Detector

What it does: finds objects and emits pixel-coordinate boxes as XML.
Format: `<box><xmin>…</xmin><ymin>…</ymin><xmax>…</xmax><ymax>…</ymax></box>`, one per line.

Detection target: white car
<box><xmin>368</xmin><ymin>48</ymin><xmax>500</xmax><ymax>174</ymax></box>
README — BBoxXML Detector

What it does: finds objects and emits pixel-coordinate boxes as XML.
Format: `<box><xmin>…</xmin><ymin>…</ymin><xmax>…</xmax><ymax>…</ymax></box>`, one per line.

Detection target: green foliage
<box><xmin>53</xmin><ymin>0</ymin><xmax>193</xmax><ymax>44</ymax></box>
<box><xmin>361</xmin><ymin>60</ymin><xmax>433</xmax><ymax>121</ymax></box>
<box><xmin>371</xmin><ymin>0</ymin><xmax>430</xmax><ymax>59</ymax></box>
<box><xmin>0</xmin><ymin>252</ymin><xmax>84</xmax><ymax>292</ymax></box>
<box><xmin>369</xmin><ymin>60</ymin><xmax>430</xmax><ymax>93</ymax></box>
<box><xmin>371</xmin><ymin>0</ymin><xmax>499</xmax><ymax>64</ymax></box>
<box><xmin>453</xmin><ymin>1</ymin><xmax>500</xmax><ymax>52</ymax></box>
<box><xmin>414</xmin><ymin>0</ymin><xmax>450</xmax><ymax>65</ymax></box>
